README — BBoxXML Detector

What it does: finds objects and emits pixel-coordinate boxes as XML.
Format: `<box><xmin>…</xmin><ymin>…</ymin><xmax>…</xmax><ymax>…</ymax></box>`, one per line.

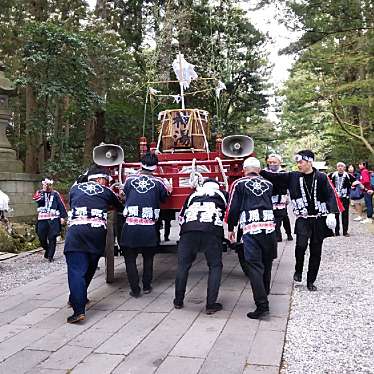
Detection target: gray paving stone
<box><xmin>199</xmin><ymin>291</ymin><xmax>258</xmax><ymax>374</ymax></box>
<box><xmin>112</xmin><ymin>307</ymin><xmax>203</xmax><ymax>374</ymax></box>
<box><xmin>0</xmin><ymin>324</ymin><xmax>26</xmax><ymax>344</ymax></box>
<box><xmin>170</xmin><ymin>313</ymin><xmax>228</xmax><ymax>358</ymax></box>
<box><xmin>259</xmin><ymin>316</ymin><xmax>288</xmax><ymax>332</ymax></box>
<box><xmin>243</xmin><ymin>364</ymin><xmax>279</xmax><ymax>374</ymax></box>
<box><xmin>155</xmin><ymin>357</ymin><xmax>204</xmax><ymax>374</ymax></box>
<box><xmin>86</xmin><ymin>310</ymin><xmax>138</xmax><ymax>333</ymax></box>
<box><xmin>90</xmin><ymin>290</ymin><xmax>130</xmax><ymax>311</ymax></box>
<box><xmin>0</xmin><ymin>349</ymin><xmax>49</xmax><ymax>374</ymax></box>
<box><xmin>247</xmin><ymin>330</ymin><xmax>285</xmax><ymax>367</ymax></box>
<box><xmin>29</xmin><ymin>310</ymin><xmax>109</xmax><ymax>351</ymax></box>
<box><xmin>268</xmin><ymin>294</ymin><xmax>291</xmax><ymax>318</ymax></box>
<box><xmin>69</xmin><ymin>311</ymin><xmax>137</xmax><ymax>348</ymax></box>
<box><xmin>143</xmin><ymin>286</ymin><xmax>175</xmax><ymax>313</ymax></box>
<box><xmin>41</xmin><ymin>293</ymin><xmax>70</xmax><ymax>308</ymax></box>
<box><xmin>72</xmin><ymin>353</ymin><xmax>124</xmax><ymax>374</ymax></box>
<box><xmin>95</xmin><ymin>312</ymin><xmax>166</xmax><ymax>355</ymax></box>
<box><xmin>0</xmin><ymin>327</ymin><xmax>50</xmax><ymax>362</ymax></box>
<box><xmin>39</xmin><ymin>344</ymin><xmax>92</xmax><ymax>370</ymax></box>
<box><xmin>26</xmin><ymin>368</ymin><xmax>66</xmax><ymax>374</ymax></box>
<box><xmin>33</xmin><ymin>308</ymin><xmax>69</xmax><ymax>330</ymax></box>
<box><xmin>0</xmin><ymin>300</ymin><xmax>45</xmax><ymax>326</ymax></box>
<box><xmin>11</xmin><ymin>308</ymin><xmax>60</xmax><ymax>327</ymax></box>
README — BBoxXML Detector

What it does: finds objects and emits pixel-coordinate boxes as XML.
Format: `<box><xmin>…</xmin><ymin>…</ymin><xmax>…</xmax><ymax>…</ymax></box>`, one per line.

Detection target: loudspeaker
<box><xmin>93</xmin><ymin>144</ymin><xmax>124</xmax><ymax>166</ymax></box>
<box><xmin>222</xmin><ymin>135</ymin><xmax>254</xmax><ymax>158</ymax></box>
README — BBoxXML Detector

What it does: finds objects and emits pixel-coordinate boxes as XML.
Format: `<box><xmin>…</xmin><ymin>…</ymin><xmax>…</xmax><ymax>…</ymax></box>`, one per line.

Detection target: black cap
<box><xmin>87</xmin><ymin>165</ymin><xmax>109</xmax><ymax>180</ymax></box>
<box><xmin>141</xmin><ymin>152</ymin><xmax>159</xmax><ymax>171</ymax></box>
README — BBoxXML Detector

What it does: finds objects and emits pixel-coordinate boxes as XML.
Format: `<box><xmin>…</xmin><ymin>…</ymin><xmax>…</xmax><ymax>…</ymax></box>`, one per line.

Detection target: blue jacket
<box><xmin>226</xmin><ymin>173</ymin><xmax>275</xmax><ymax>235</ymax></box>
<box><xmin>64</xmin><ymin>181</ymin><xmax>122</xmax><ymax>255</ymax></box>
<box><xmin>120</xmin><ymin>172</ymin><xmax>171</xmax><ymax>249</ymax></box>
<box><xmin>33</xmin><ymin>190</ymin><xmax>68</xmax><ymax>221</ymax></box>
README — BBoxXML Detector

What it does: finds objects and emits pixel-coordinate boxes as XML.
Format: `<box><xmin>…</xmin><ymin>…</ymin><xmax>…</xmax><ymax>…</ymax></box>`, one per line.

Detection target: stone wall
<box><xmin>0</xmin><ymin>172</ymin><xmax>41</xmax><ymax>222</ymax></box>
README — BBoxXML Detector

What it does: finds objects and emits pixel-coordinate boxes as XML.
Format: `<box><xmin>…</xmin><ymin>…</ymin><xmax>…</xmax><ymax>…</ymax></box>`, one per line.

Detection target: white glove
<box><xmin>326</xmin><ymin>213</ymin><xmax>336</xmax><ymax>230</ymax></box>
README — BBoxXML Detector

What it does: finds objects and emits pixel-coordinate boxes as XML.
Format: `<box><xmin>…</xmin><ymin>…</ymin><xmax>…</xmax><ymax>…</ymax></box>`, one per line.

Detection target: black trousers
<box><xmin>175</xmin><ymin>231</ymin><xmax>223</xmax><ymax>306</ymax></box>
<box><xmin>335</xmin><ymin>198</ymin><xmax>350</xmax><ymax>235</ymax></box>
<box><xmin>36</xmin><ymin>220</ymin><xmax>60</xmax><ymax>260</ymax></box>
<box><xmin>123</xmin><ymin>247</ymin><xmax>155</xmax><ymax>293</ymax></box>
<box><xmin>294</xmin><ymin>217</ymin><xmax>325</xmax><ymax>284</ymax></box>
<box><xmin>274</xmin><ymin>209</ymin><xmax>292</xmax><ymax>240</ymax></box>
<box><xmin>243</xmin><ymin>232</ymin><xmax>276</xmax><ymax>308</ymax></box>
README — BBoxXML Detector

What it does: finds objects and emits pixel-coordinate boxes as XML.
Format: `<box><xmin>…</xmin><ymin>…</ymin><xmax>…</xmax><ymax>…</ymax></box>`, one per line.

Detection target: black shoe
<box><xmin>293</xmin><ymin>272</ymin><xmax>302</xmax><ymax>282</ymax></box>
<box><xmin>335</xmin><ymin>232</ymin><xmax>340</xmax><ymax>236</ymax></box>
<box><xmin>307</xmin><ymin>283</ymin><xmax>317</xmax><ymax>291</ymax></box>
<box><xmin>67</xmin><ymin>313</ymin><xmax>85</xmax><ymax>324</ymax></box>
<box><xmin>173</xmin><ymin>299</ymin><xmax>184</xmax><ymax>309</ymax></box>
<box><xmin>206</xmin><ymin>302</ymin><xmax>223</xmax><ymax>315</ymax></box>
<box><xmin>164</xmin><ymin>238</ymin><xmax>170</xmax><ymax>242</ymax></box>
<box><xmin>44</xmin><ymin>252</ymin><xmax>48</xmax><ymax>259</ymax></box>
<box><xmin>287</xmin><ymin>235</ymin><xmax>293</xmax><ymax>241</ymax></box>
<box><xmin>343</xmin><ymin>232</ymin><xmax>350</xmax><ymax>237</ymax></box>
<box><xmin>277</xmin><ymin>237</ymin><xmax>282</xmax><ymax>242</ymax></box>
<box><xmin>48</xmin><ymin>258</ymin><xmax>54</xmax><ymax>262</ymax></box>
<box><xmin>143</xmin><ymin>287</ymin><xmax>152</xmax><ymax>294</ymax></box>
<box><xmin>129</xmin><ymin>290</ymin><xmax>141</xmax><ymax>298</ymax></box>
<box><xmin>247</xmin><ymin>307</ymin><xmax>269</xmax><ymax>319</ymax></box>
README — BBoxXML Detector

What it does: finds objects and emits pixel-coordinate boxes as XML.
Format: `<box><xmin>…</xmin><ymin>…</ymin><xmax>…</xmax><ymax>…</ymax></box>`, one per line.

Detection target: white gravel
<box><xmin>281</xmin><ymin>218</ymin><xmax>374</xmax><ymax>374</ymax></box>
<box><xmin>0</xmin><ymin>243</ymin><xmax>66</xmax><ymax>296</ymax></box>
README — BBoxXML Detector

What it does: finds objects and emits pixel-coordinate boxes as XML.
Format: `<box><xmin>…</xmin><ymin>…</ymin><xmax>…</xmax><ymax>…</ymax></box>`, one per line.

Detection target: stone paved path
<box><xmin>0</xmin><ymin>235</ymin><xmax>294</xmax><ymax>374</ymax></box>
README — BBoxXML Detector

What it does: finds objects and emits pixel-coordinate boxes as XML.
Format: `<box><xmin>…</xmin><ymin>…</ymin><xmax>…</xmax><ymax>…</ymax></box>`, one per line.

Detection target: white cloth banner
<box><xmin>215</xmin><ymin>80</ymin><xmax>226</xmax><ymax>98</ymax></box>
<box><xmin>172</xmin><ymin>54</ymin><xmax>198</xmax><ymax>89</ymax></box>
<box><xmin>0</xmin><ymin>190</ymin><xmax>10</xmax><ymax>211</ymax></box>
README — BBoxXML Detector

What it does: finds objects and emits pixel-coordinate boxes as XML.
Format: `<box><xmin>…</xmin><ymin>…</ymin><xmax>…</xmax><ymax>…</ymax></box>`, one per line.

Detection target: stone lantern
<box><xmin>0</xmin><ymin>62</ymin><xmax>23</xmax><ymax>172</ymax></box>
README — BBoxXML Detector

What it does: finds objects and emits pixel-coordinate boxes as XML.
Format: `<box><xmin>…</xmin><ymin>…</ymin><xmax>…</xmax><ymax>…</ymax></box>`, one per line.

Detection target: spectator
<box><xmin>358</xmin><ymin>161</ymin><xmax>372</xmax><ymax>224</ymax></box>
<box><xmin>329</xmin><ymin>162</ymin><xmax>356</xmax><ymax>236</ymax></box>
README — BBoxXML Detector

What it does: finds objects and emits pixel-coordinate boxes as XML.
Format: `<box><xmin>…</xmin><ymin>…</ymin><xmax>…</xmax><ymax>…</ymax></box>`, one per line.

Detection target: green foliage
<box><xmin>1</xmin><ymin>0</ymin><xmax>271</xmax><ymax>182</ymax></box>
<box><xmin>276</xmin><ymin>0</ymin><xmax>374</xmax><ymax>165</ymax></box>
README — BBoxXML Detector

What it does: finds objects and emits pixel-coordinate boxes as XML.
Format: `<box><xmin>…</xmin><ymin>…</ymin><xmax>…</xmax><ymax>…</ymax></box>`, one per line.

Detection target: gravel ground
<box><xmin>281</xmin><ymin>217</ymin><xmax>374</xmax><ymax>374</ymax></box>
<box><xmin>0</xmin><ymin>243</ymin><xmax>66</xmax><ymax>296</ymax></box>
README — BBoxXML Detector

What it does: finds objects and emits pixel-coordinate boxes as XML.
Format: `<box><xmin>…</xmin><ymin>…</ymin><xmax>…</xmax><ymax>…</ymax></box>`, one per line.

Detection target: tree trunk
<box><xmin>24</xmin><ymin>86</ymin><xmax>42</xmax><ymax>173</ymax></box>
<box><xmin>157</xmin><ymin>0</ymin><xmax>174</xmax><ymax>82</ymax></box>
<box><xmin>83</xmin><ymin>111</ymin><xmax>105</xmax><ymax>165</ymax></box>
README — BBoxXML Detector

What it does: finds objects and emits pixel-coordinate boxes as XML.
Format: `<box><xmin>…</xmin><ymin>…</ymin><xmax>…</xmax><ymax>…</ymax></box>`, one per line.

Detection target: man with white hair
<box><xmin>227</xmin><ymin>157</ymin><xmax>276</xmax><ymax>319</ymax></box>
<box><xmin>33</xmin><ymin>178</ymin><xmax>67</xmax><ymax>262</ymax></box>
<box><xmin>174</xmin><ymin>178</ymin><xmax>228</xmax><ymax>315</ymax></box>
<box><xmin>328</xmin><ymin>162</ymin><xmax>355</xmax><ymax>236</ymax></box>
<box><xmin>266</xmin><ymin>153</ymin><xmax>293</xmax><ymax>242</ymax></box>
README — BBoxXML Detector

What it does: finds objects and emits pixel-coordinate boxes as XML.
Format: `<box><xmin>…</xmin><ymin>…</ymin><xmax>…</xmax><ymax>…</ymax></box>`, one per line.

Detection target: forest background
<box><xmin>1</xmin><ymin>0</ymin><xmax>373</xmax><ymax>188</ymax></box>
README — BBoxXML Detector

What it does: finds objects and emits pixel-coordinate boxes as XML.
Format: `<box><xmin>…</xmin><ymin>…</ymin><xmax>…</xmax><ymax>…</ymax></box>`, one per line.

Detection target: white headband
<box><xmin>42</xmin><ymin>178</ymin><xmax>53</xmax><ymax>185</ymax></box>
<box><xmin>88</xmin><ymin>173</ymin><xmax>109</xmax><ymax>181</ymax></box>
<box><xmin>141</xmin><ymin>163</ymin><xmax>157</xmax><ymax>171</ymax></box>
<box><xmin>337</xmin><ymin>162</ymin><xmax>346</xmax><ymax>167</ymax></box>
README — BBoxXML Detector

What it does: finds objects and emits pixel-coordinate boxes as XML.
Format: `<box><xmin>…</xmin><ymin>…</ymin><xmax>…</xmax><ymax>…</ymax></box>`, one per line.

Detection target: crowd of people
<box><xmin>31</xmin><ymin>151</ymin><xmax>374</xmax><ymax>324</ymax></box>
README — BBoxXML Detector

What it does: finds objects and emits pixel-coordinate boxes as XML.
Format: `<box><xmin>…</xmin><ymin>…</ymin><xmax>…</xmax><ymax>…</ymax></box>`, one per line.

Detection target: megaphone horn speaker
<box><xmin>222</xmin><ymin>135</ymin><xmax>254</xmax><ymax>158</ymax></box>
<box><xmin>93</xmin><ymin>144</ymin><xmax>124</xmax><ymax>166</ymax></box>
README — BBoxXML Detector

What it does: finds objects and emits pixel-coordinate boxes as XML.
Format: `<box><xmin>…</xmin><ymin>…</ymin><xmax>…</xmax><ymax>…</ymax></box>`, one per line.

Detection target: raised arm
<box><xmin>260</xmin><ymin>170</ymin><xmax>290</xmax><ymax>189</ymax></box>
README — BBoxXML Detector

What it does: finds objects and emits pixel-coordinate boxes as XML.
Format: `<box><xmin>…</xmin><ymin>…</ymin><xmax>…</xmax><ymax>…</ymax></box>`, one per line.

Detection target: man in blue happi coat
<box><xmin>33</xmin><ymin>178</ymin><xmax>67</xmax><ymax>262</ymax></box>
<box><xmin>120</xmin><ymin>152</ymin><xmax>172</xmax><ymax>297</ymax></box>
<box><xmin>64</xmin><ymin>166</ymin><xmax>122</xmax><ymax>323</ymax></box>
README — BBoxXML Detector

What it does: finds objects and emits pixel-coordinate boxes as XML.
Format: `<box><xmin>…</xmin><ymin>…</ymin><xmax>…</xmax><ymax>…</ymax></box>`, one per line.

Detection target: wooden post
<box><xmin>105</xmin><ymin>211</ymin><xmax>115</xmax><ymax>283</ymax></box>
